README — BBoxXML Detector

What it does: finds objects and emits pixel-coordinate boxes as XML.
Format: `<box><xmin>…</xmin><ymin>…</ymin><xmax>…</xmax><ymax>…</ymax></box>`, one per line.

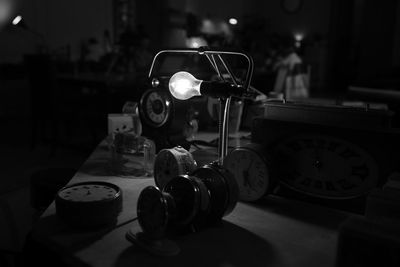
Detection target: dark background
<box><xmin>1</xmin><ymin>0</ymin><xmax>400</xmax><ymax>103</ymax></box>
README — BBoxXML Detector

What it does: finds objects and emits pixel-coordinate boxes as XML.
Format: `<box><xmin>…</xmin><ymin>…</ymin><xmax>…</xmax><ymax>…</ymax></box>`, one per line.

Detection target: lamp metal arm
<box><xmin>148</xmin><ymin>48</ymin><xmax>254</xmax><ymax>93</ymax></box>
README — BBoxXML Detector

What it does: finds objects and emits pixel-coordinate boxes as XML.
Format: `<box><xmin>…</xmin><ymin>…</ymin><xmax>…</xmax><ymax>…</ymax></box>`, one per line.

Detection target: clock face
<box><xmin>154</xmin><ymin>149</ymin><xmax>180</xmax><ymax>189</ymax></box>
<box><xmin>224</xmin><ymin>147</ymin><xmax>271</xmax><ymax>202</ymax></box>
<box><xmin>55</xmin><ymin>182</ymin><xmax>123</xmax><ymax>227</ymax></box>
<box><xmin>58</xmin><ymin>183</ymin><xmax>119</xmax><ymax>202</ymax></box>
<box><xmin>140</xmin><ymin>89</ymin><xmax>172</xmax><ymax>128</ymax></box>
<box><xmin>137</xmin><ymin>186</ymin><xmax>169</xmax><ymax>239</ymax></box>
<box><xmin>163</xmin><ymin>176</ymin><xmax>200</xmax><ymax>225</ymax></box>
<box><xmin>154</xmin><ymin>147</ymin><xmax>197</xmax><ymax>189</ymax></box>
<box><xmin>274</xmin><ymin>135</ymin><xmax>379</xmax><ymax>199</ymax></box>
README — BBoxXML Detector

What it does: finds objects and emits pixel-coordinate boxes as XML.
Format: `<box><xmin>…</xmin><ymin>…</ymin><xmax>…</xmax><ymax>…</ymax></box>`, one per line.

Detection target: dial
<box><xmin>273</xmin><ymin>134</ymin><xmax>379</xmax><ymax>199</ymax></box>
<box><xmin>140</xmin><ymin>89</ymin><xmax>172</xmax><ymax>128</ymax></box>
<box><xmin>153</xmin><ymin>146</ymin><xmax>197</xmax><ymax>189</ymax></box>
<box><xmin>55</xmin><ymin>181</ymin><xmax>123</xmax><ymax>228</ymax></box>
<box><xmin>163</xmin><ymin>176</ymin><xmax>202</xmax><ymax>226</ymax></box>
<box><xmin>192</xmin><ymin>163</ymin><xmax>239</xmax><ymax>222</ymax></box>
<box><xmin>224</xmin><ymin>144</ymin><xmax>273</xmax><ymax>202</ymax></box>
<box><xmin>137</xmin><ymin>186</ymin><xmax>171</xmax><ymax>239</ymax></box>
<box><xmin>154</xmin><ymin>149</ymin><xmax>179</xmax><ymax>189</ymax></box>
<box><xmin>58</xmin><ymin>184</ymin><xmax>118</xmax><ymax>202</ymax></box>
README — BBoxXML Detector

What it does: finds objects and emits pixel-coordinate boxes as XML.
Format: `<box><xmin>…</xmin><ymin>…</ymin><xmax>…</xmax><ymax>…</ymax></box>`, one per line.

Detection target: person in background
<box><xmin>272</xmin><ymin>38</ymin><xmax>308</xmax><ymax>99</ymax></box>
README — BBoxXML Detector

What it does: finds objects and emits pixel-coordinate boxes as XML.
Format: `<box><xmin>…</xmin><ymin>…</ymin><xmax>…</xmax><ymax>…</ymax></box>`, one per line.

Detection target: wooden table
<box><xmin>29</xmin><ymin>132</ymin><xmax>354</xmax><ymax>267</ymax></box>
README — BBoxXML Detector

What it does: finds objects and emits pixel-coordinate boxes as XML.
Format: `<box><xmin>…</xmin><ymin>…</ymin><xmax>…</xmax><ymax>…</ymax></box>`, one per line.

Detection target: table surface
<box><xmin>31</xmin><ymin>132</ymin><xmax>355</xmax><ymax>267</ymax></box>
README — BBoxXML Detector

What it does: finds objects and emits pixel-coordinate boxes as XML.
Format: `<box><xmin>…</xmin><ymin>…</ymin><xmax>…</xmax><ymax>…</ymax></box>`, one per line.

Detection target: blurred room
<box><xmin>1</xmin><ymin>0</ymin><xmax>400</xmax><ymax>266</ymax></box>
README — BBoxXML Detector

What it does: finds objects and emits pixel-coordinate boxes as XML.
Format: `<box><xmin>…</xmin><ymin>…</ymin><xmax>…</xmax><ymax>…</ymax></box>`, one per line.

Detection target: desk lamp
<box><xmin>151</xmin><ymin>47</ymin><xmax>254</xmax><ymax>165</ymax></box>
<box><xmin>130</xmin><ymin>48</ymin><xmax>254</xmax><ymax>255</ymax></box>
<box><xmin>11</xmin><ymin>15</ymin><xmax>47</xmax><ymax>52</ymax></box>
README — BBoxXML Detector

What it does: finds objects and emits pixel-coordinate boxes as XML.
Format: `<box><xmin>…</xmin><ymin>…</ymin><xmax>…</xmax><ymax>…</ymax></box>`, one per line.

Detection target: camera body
<box><xmin>137</xmin><ymin>162</ymin><xmax>238</xmax><ymax>239</ymax></box>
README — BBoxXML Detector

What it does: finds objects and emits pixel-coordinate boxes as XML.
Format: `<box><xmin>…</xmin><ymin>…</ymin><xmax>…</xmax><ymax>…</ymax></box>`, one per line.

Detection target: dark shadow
<box><xmin>249</xmin><ymin>195</ymin><xmax>350</xmax><ymax>230</ymax></box>
<box><xmin>116</xmin><ymin>221</ymin><xmax>276</xmax><ymax>267</ymax></box>
<box><xmin>23</xmin><ymin>213</ymin><xmax>116</xmax><ymax>267</ymax></box>
<box><xmin>29</xmin><ymin>213</ymin><xmax>117</xmax><ymax>251</ymax></box>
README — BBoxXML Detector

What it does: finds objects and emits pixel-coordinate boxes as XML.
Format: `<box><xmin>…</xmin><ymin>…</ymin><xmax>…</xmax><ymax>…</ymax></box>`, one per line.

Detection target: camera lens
<box><xmin>137</xmin><ymin>164</ymin><xmax>238</xmax><ymax>238</ymax></box>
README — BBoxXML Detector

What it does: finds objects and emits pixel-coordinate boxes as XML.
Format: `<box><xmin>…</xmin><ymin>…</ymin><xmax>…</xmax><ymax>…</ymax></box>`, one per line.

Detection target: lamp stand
<box><xmin>218</xmin><ymin>96</ymin><xmax>232</xmax><ymax>165</ymax></box>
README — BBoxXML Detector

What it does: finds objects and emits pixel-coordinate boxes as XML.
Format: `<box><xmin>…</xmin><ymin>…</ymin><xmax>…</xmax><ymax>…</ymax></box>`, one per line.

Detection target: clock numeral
<box><xmin>351</xmin><ymin>164</ymin><xmax>369</xmax><ymax>181</ymax></box>
<box><xmin>286</xmin><ymin>138</ymin><xmax>328</xmax><ymax>151</ymax></box>
<box><xmin>259</xmin><ymin>170</ymin><xmax>266</xmax><ymax>177</ymax></box>
<box><xmin>247</xmin><ymin>188</ymin><xmax>253</xmax><ymax>195</ymax></box>
<box><xmin>287</xmin><ymin>140</ymin><xmax>303</xmax><ymax>152</ymax></box>
<box><xmin>325</xmin><ymin>181</ymin><xmax>337</xmax><ymax>191</ymax></box>
<box><xmin>284</xmin><ymin>170</ymin><xmax>301</xmax><ymax>181</ymax></box>
<box><xmin>315</xmin><ymin>139</ymin><xmax>327</xmax><ymax>149</ymax></box>
<box><xmin>255</xmin><ymin>162</ymin><xmax>262</xmax><ymax>170</ymax></box>
<box><xmin>327</xmin><ymin>141</ymin><xmax>341</xmax><ymax>152</ymax></box>
<box><xmin>339</xmin><ymin>148</ymin><xmax>360</xmax><ymax>159</ymax></box>
<box><xmin>300</xmin><ymin>177</ymin><xmax>312</xmax><ymax>187</ymax></box>
<box><xmin>337</xmin><ymin>179</ymin><xmax>356</xmax><ymax>190</ymax></box>
<box><xmin>302</xmin><ymin>139</ymin><xmax>315</xmax><ymax>149</ymax></box>
<box><xmin>305</xmin><ymin>138</ymin><xmax>326</xmax><ymax>149</ymax></box>
<box><xmin>284</xmin><ymin>175</ymin><xmax>295</xmax><ymax>181</ymax></box>
<box><xmin>314</xmin><ymin>180</ymin><xmax>323</xmax><ymax>189</ymax></box>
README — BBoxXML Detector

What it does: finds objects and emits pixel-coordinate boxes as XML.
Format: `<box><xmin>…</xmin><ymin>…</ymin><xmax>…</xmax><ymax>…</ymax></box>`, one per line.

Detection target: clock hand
<box><xmin>247</xmin><ymin>161</ymin><xmax>255</xmax><ymax>187</ymax></box>
<box><xmin>247</xmin><ymin>161</ymin><xmax>254</xmax><ymax>172</ymax></box>
<box><xmin>243</xmin><ymin>161</ymin><xmax>254</xmax><ymax>188</ymax></box>
<box><xmin>313</xmin><ymin>147</ymin><xmax>323</xmax><ymax>171</ymax></box>
<box><xmin>242</xmin><ymin>170</ymin><xmax>250</xmax><ymax>187</ymax></box>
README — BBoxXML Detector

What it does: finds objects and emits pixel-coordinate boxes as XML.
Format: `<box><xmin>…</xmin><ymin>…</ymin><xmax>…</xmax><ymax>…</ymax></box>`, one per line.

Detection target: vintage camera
<box><xmin>136</xmin><ymin>163</ymin><xmax>238</xmax><ymax>240</ymax></box>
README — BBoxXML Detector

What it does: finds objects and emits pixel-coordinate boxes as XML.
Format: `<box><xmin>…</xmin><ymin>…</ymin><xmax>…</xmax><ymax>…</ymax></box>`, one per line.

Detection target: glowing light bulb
<box><xmin>185</xmin><ymin>36</ymin><xmax>208</xmax><ymax>49</ymax></box>
<box><xmin>229</xmin><ymin>18</ymin><xmax>238</xmax><ymax>25</ymax></box>
<box><xmin>12</xmin><ymin>15</ymin><xmax>22</xmax><ymax>25</ymax></box>
<box><xmin>294</xmin><ymin>33</ymin><xmax>304</xmax><ymax>42</ymax></box>
<box><xmin>169</xmin><ymin>71</ymin><xmax>202</xmax><ymax>100</ymax></box>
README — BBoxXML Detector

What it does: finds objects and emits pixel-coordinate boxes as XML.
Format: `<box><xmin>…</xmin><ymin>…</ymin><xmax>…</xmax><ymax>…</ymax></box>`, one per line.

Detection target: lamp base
<box><xmin>126</xmin><ymin>230</ymin><xmax>180</xmax><ymax>256</ymax></box>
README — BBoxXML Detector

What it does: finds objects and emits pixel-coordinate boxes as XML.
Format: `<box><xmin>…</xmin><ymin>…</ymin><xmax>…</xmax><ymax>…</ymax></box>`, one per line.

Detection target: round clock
<box><xmin>133</xmin><ymin>186</ymin><xmax>180</xmax><ymax>256</ymax></box>
<box><xmin>136</xmin><ymin>163</ymin><xmax>238</xmax><ymax>242</ymax></box>
<box><xmin>139</xmin><ymin>88</ymin><xmax>172</xmax><ymax>128</ymax></box>
<box><xmin>55</xmin><ymin>181</ymin><xmax>123</xmax><ymax>228</ymax></box>
<box><xmin>191</xmin><ymin>163</ymin><xmax>239</xmax><ymax>224</ymax></box>
<box><xmin>153</xmin><ymin>146</ymin><xmax>197</xmax><ymax>189</ymax></box>
<box><xmin>137</xmin><ymin>175</ymin><xmax>210</xmax><ymax>239</ymax></box>
<box><xmin>137</xmin><ymin>186</ymin><xmax>174</xmax><ymax>240</ymax></box>
<box><xmin>224</xmin><ymin>144</ymin><xmax>275</xmax><ymax>202</ymax></box>
<box><xmin>273</xmin><ymin>134</ymin><xmax>379</xmax><ymax>199</ymax></box>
